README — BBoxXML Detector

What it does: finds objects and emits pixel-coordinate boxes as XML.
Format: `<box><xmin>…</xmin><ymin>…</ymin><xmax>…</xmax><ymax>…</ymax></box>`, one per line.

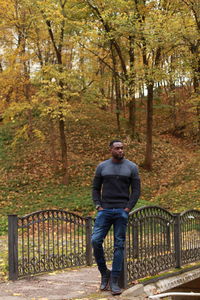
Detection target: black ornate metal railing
<box><xmin>9</xmin><ymin>210</ymin><xmax>88</xmax><ymax>279</ymax></box>
<box><xmin>180</xmin><ymin>210</ymin><xmax>200</xmax><ymax>265</ymax></box>
<box><xmin>8</xmin><ymin>206</ymin><xmax>200</xmax><ymax>287</ymax></box>
<box><xmin>124</xmin><ymin>207</ymin><xmax>200</xmax><ymax>287</ymax></box>
<box><xmin>126</xmin><ymin>206</ymin><xmax>176</xmax><ymax>283</ymax></box>
<box><xmin>17</xmin><ymin>210</ymin><xmax>88</xmax><ymax>277</ymax></box>
<box><xmin>8</xmin><ymin>209</ymin><xmax>114</xmax><ymax>280</ymax></box>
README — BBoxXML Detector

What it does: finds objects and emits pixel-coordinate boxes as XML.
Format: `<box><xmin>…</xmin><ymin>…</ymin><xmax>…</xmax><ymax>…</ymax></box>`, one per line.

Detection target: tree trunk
<box><xmin>143</xmin><ymin>82</ymin><xmax>154</xmax><ymax>171</ymax></box>
<box><xmin>168</xmin><ymin>56</ymin><xmax>177</xmax><ymax>129</ymax></box>
<box><xmin>20</xmin><ymin>31</ymin><xmax>33</xmax><ymax>139</ymax></box>
<box><xmin>110</xmin><ymin>76</ymin><xmax>114</xmax><ymax>113</ymax></box>
<box><xmin>49</xmin><ymin>119</ymin><xmax>59</xmax><ymax>173</ymax></box>
<box><xmin>115</xmin><ymin>75</ymin><xmax>121</xmax><ymax>132</ymax></box>
<box><xmin>193</xmin><ymin>73</ymin><xmax>200</xmax><ymax>142</ymax></box>
<box><xmin>141</xmin><ymin>45</ymin><xmax>161</xmax><ymax>170</ymax></box>
<box><xmin>169</xmin><ymin>81</ymin><xmax>177</xmax><ymax>129</ymax></box>
<box><xmin>197</xmin><ymin>102</ymin><xmax>200</xmax><ymax>142</ymax></box>
<box><xmin>59</xmin><ymin>119</ymin><xmax>68</xmax><ymax>185</ymax></box>
<box><xmin>46</xmin><ymin>15</ymin><xmax>69</xmax><ymax>184</ymax></box>
<box><xmin>128</xmin><ymin>98</ymin><xmax>136</xmax><ymax>137</ymax></box>
<box><xmin>128</xmin><ymin>36</ymin><xmax>136</xmax><ymax>138</ymax></box>
<box><xmin>111</xmin><ymin>44</ymin><xmax>121</xmax><ymax>131</ymax></box>
<box><xmin>190</xmin><ymin>43</ymin><xmax>200</xmax><ymax>142</ymax></box>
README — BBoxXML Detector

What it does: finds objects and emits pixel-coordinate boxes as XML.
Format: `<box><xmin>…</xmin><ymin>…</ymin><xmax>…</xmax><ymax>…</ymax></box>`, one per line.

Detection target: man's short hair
<box><xmin>109</xmin><ymin>140</ymin><xmax>122</xmax><ymax>148</ymax></box>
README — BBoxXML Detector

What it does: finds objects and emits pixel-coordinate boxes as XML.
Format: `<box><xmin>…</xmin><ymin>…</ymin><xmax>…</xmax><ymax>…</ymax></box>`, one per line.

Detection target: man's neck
<box><xmin>112</xmin><ymin>157</ymin><xmax>124</xmax><ymax>163</ymax></box>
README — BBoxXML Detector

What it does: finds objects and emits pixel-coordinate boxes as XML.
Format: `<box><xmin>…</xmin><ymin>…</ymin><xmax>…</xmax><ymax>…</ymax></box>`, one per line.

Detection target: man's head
<box><xmin>109</xmin><ymin>140</ymin><xmax>124</xmax><ymax>161</ymax></box>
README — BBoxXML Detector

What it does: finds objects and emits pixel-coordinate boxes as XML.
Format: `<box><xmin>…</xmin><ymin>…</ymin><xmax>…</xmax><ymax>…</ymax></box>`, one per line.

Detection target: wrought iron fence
<box><xmin>8</xmin><ymin>209</ymin><xmax>114</xmax><ymax>280</ymax></box>
<box><xmin>8</xmin><ymin>206</ymin><xmax>200</xmax><ymax>286</ymax></box>
<box><xmin>180</xmin><ymin>210</ymin><xmax>200</xmax><ymax>265</ymax></box>
<box><xmin>126</xmin><ymin>206</ymin><xmax>176</xmax><ymax>283</ymax></box>
<box><xmin>8</xmin><ymin>210</ymin><xmax>87</xmax><ymax>279</ymax></box>
<box><xmin>125</xmin><ymin>207</ymin><xmax>200</xmax><ymax>285</ymax></box>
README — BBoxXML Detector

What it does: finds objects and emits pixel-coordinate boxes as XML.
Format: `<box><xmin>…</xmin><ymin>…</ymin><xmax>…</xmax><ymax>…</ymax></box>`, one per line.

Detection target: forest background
<box><xmin>0</xmin><ymin>0</ymin><xmax>200</xmax><ymax>280</ymax></box>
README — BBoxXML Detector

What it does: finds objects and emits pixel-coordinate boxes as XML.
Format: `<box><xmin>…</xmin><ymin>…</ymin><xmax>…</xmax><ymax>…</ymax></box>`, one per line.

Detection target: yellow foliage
<box><xmin>33</xmin><ymin>129</ymin><xmax>45</xmax><ymax>141</ymax></box>
<box><xmin>11</xmin><ymin>125</ymin><xmax>29</xmax><ymax>148</ymax></box>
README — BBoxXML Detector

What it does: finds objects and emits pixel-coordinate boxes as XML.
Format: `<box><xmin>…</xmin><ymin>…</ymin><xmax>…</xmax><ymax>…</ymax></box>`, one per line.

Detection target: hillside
<box><xmin>0</xmin><ymin>104</ymin><xmax>199</xmax><ymax>282</ymax></box>
<box><xmin>0</xmin><ymin>104</ymin><xmax>199</xmax><ymax>236</ymax></box>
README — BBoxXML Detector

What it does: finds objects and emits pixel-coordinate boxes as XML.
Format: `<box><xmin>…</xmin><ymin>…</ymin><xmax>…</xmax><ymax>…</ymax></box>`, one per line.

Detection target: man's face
<box><xmin>110</xmin><ymin>142</ymin><xmax>124</xmax><ymax>161</ymax></box>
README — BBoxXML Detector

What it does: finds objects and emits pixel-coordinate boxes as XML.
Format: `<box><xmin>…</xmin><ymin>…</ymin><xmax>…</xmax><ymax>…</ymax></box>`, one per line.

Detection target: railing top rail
<box><xmin>180</xmin><ymin>209</ymin><xmax>200</xmax><ymax>217</ymax></box>
<box><xmin>130</xmin><ymin>205</ymin><xmax>175</xmax><ymax>217</ymax></box>
<box><xmin>18</xmin><ymin>209</ymin><xmax>87</xmax><ymax>220</ymax></box>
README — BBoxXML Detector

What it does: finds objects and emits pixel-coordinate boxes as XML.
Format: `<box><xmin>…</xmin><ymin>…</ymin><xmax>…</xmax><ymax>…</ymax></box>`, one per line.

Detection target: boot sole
<box><xmin>111</xmin><ymin>290</ymin><xmax>122</xmax><ymax>295</ymax></box>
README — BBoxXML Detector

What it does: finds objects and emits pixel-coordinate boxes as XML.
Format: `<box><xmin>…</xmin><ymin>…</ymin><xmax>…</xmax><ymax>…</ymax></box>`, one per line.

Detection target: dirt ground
<box><xmin>0</xmin><ymin>265</ymin><xmax>146</xmax><ymax>300</ymax></box>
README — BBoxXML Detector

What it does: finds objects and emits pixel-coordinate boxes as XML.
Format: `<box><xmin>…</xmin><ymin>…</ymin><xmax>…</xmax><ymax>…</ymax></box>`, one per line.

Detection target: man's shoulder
<box><xmin>124</xmin><ymin>159</ymin><xmax>138</xmax><ymax>168</ymax></box>
<box><xmin>97</xmin><ymin>159</ymin><xmax>112</xmax><ymax>168</ymax></box>
<box><xmin>124</xmin><ymin>159</ymin><xmax>140</xmax><ymax>178</ymax></box>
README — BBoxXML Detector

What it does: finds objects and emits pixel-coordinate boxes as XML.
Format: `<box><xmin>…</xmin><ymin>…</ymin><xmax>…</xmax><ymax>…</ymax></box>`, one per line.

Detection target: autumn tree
<box><xmin>0</xmin><ymin>0</ymin><xmax>84</xmax><ymax>184</ymax></box>
<box><xmin>0</xmin><ymin>0</ymin><xmax>36</xmax><ymax>137</ymax></box>
<box><xmin>83</xmin><ymin>0</ymin><xmax>139</xmax><ymax>134</ymax></box>
<box><xmin>33</xmin><ymin>0</ymin><xmax>90</xmax><ymax>184</ymax></box>
<box><xmin>178</xmin><ymin>0</ymin><xmax>200</xmax><ymax>141</ymax></box>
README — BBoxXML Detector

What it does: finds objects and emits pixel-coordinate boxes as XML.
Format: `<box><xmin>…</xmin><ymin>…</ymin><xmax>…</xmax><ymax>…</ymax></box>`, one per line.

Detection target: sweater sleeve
<box><xmin>126</xmin><ymin>165</ymin><xmax>141</xmax><ymax>210</ymax></box>
<box><xmin>92</xmin><ymin>164</ymin><xmax>103</xmax><ymax>206</ymax></box>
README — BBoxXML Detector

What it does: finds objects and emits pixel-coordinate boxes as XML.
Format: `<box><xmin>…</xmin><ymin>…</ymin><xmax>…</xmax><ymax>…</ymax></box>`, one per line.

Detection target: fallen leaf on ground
<box><xmin>131</xmin><ymin>280</ymin><xmax>139</xmax><ymax>285</ymax></box>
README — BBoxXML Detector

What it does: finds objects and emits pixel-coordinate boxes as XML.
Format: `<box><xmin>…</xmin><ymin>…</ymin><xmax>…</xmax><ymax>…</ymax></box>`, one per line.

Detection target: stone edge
<box><xmin>122</xmin><ymin>267</ymin><xmax>200</xmax><ymax>298</ymax></box>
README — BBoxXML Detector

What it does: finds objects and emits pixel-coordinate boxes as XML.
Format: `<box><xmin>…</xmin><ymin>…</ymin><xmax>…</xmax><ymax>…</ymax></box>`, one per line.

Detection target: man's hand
<box><xmin>124</xmin><ymin>208</ymin><xmax>130</xmax><ymax>213</ymax></box>
<box><xmin>98</xmin><ymin>206</ymin><xmax>104</xmax><ymax>211</ymax></box>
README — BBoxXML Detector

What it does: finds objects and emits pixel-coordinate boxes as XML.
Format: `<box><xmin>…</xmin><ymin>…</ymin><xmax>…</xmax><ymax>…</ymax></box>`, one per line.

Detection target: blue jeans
<box><xmin>91</xmin><ymin>208</ymin><xmax>128</xmax><ymax>278</ymax></box>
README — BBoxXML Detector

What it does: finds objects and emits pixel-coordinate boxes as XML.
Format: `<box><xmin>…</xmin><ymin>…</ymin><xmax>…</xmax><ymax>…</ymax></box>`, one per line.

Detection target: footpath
<box><xmin>0</xmin><ymin>266</ymin><xmax>147</xmax><ymax>300</ymax></box>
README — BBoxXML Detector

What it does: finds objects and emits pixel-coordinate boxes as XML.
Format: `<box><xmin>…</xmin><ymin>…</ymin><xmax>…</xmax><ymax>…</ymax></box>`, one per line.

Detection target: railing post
<box><xmin>8</xmin><ymin>214</ymin><xmax>18</xmax><ymax>280</ymax></box>
<box><xmin>85</xmin><ymin>217</ymin><xmax>93</xmax><ymax>266</ymax></box>
<box><xmin>166</xmin><ymin>222</ymin><xmax>171</xmax><ymax>251</ymax></box>
<box><xmin>133</xmin><ymin>222</ymin><xmax>139</xmax><ymax>258</ymax></box>
<box><xmin>119</xmin><ymin>240</ymin><xmax>128</xmax><ymax>289</ymax></box>
<box><xmin>174</xmin><ymin>213</ymin><xmax>182</xmax><ymax>268</ymax></box>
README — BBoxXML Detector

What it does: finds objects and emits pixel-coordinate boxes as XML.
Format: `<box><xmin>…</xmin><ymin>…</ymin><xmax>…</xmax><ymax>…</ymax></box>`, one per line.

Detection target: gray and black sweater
<box><xmin>92</xmin><ymin>158</ymin><xmax>141</xmax><ymax>210</ymax></box>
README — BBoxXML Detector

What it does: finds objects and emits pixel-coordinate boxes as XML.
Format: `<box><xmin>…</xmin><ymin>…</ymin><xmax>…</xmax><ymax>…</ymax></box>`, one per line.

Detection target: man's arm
<box><xmin>126</xmin><ymin>165</ymin><xmax>141</xmax><ymax>210</ymax></box>
<box><xmin>92</xmin><ymin>165</ymin><xmax>103</xmax><ymax>207</ymax></box>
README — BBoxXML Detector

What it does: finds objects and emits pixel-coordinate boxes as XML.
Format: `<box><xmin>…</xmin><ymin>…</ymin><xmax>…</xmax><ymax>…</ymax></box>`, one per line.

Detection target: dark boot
<box><xmin>100</xmin><ymin>269</ymin><xmax>111</xmax><ymax>291</ymax></box>
<box><xmin>110</xmin><ymin>276</ymin><xmax>121</xmax><ymax>295</ymax></box>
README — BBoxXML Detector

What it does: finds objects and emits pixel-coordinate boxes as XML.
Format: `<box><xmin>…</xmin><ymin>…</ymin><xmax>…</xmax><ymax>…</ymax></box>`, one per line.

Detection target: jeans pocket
<box><xmin>120</xmin><ymin>209</ymin><xmax>129</xmax><ymax>219</ymax></box>
<box><xmin>125</xmin><ymin>211</ymin><xmax>129</xmax><ymax>217</ymax></box>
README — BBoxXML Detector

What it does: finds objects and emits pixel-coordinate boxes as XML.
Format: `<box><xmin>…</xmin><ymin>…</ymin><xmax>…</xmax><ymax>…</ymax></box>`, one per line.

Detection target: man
<box><xmin>91</xmin><ymin>140</ymin><xmax>141</xmax><ymax>295</ymax></box>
